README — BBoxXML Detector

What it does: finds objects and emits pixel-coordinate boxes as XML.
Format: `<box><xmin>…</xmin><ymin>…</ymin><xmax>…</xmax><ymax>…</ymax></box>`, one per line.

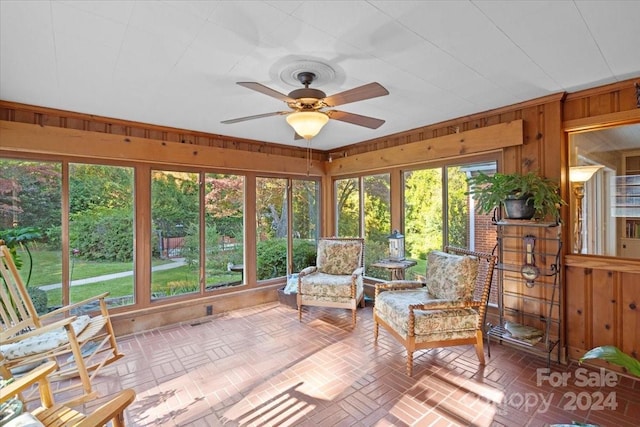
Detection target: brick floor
<box><xmin>79</xmin><ymin>302</ymin><xmax>640</xmax><ymax>426</ymax></box>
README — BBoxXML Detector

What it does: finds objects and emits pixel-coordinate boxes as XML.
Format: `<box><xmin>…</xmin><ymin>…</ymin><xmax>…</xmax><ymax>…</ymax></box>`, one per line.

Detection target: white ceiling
<box><xmin>1</xmin><ymin>1</ymin><xmax>639</xmax><ymax>152</ymax></box>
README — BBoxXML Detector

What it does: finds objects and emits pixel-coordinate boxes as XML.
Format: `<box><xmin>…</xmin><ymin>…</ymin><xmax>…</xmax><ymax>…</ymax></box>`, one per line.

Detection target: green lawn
<box><xmin>17</xmin><ymin>249</ymin><xmax>242</xmax><ymax>306</ymax></box>
<box><xmin>19</xmin><ymin>249</ymin><xmax>172</xmax><ymax>287</ymax></box>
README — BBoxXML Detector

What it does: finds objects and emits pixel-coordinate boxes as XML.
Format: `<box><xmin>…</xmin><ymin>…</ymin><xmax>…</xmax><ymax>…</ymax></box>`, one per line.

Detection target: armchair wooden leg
<box><xmin>298</xmin><ymin>304</ymin><xmax>302</xmax><ymax>322</ymax></box>
<box><xmin>352</xmin><ymin>309</ymin><xmax>356</xmax><ymax>327</ymax></box>
<box><xmin>373</xmin><ymin>321</ymin><xmax>379</xmax><ymax>342</ymax></box>
<box><xmin>407</xmin><ymin>351</ymin><xmax>414</xmax><ymax>376</ymax></box>
<box><xmin>475</xmin><ymin>330</ymin><xmax>486</xmax><ymax>364</ymax></box>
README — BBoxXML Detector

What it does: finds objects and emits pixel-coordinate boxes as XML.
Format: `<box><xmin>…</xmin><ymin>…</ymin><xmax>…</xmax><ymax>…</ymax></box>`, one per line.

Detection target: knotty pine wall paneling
<box><xmin>563</xmin><ymin>78</ymin><xmax>640</xmax><ymax>367</ymax></box>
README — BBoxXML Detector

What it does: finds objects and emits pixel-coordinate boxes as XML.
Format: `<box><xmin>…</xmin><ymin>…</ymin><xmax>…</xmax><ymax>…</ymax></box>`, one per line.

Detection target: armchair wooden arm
<box><xmin>73</xmin><ymin>389</ymin><xmax>135</xmax><ymax>427</ymax></box>
<box><xmin>0</xmin><ymin>361</ymin><xmax>57</xmax><ymax>407</ymax></box>
<box><xmin>374</xmin><ymin>280</ymin><xmax>423</xmax><ymax>298</ymax></box>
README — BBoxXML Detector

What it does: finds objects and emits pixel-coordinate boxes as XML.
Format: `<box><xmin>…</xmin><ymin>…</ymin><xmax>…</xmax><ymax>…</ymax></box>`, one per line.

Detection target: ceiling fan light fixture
<box><xmin>286</xmin><ymin>111</ymin><xmax>329</xmax><ymax>140</ymax></box>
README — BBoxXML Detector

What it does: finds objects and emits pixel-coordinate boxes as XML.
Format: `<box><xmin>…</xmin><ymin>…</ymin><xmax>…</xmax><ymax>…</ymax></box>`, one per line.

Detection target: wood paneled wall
<box><xmin>565</xmin><ymin>256</ymin><xmax>640</xmax><ymax>365</ymax></box>
<box><xmin>562</xmin><ymin>78</ymin><xmax>640</xmax><ymax>366</ymax></box>
<box><xmin>0</xmin><ymin>100</ymin><xmax>325</xmax><ymax>163</ymax></box>
<box><xmin>1</xmin><ymin>78</ymin><xmax>639</xmax><ymax>349</ymax></box>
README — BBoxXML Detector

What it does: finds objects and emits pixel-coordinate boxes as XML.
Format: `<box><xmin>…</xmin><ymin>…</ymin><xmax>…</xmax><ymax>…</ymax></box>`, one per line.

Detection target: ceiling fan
<box><xmin>221</xmin><ymin>71</ymin><xmax>389</xmax><ymax>140</ymax></box>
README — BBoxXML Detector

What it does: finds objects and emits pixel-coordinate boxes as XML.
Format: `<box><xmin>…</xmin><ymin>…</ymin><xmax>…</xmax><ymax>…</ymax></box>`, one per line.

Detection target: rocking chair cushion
<box><xmin>0</xmin><ymin>315</ymin><xmax>91</xmax><ymax>360</ymax></box>
<box><xmin>425</xmin><ymin>251</ymin><xmax>478</xmax><ymax>301</ymax></box>
<box><xmin>317</xmin><ymin>240</ymin><xmax>362</xmax><ymax>275</ymax></box>
<box><xmin>3</xmin><ymin>412</ymin><xmax>45</xmax><ymax>427</ymax></box>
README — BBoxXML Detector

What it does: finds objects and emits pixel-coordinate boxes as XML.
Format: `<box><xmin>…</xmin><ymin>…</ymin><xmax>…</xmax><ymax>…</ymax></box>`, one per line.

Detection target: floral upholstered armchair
<box><xmin>373</xmin><ymin>247</ymin><xmax>496</xmax><ymax>376</ymax></box>
<box><xmin>297</xmin><ymin>238</ymin><xmax>365</xmax><ymax>327</ymax></box>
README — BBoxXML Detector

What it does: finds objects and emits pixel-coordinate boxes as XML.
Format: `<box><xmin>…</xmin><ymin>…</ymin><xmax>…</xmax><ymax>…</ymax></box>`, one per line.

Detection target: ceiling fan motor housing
<box><xmin>288</xmin><ymin>88</ymin><xmax>326</xmax><ymax>109</ymax></box>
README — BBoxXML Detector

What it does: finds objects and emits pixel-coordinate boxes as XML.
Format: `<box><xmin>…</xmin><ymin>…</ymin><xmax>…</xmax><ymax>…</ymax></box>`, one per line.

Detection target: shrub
<box><xmin>69</xmin><ymin>206</ymin><xmax>133</xmax><ymax>262</ymax></box>
<box><xmin>27</xmin><ymin>287</ymin><xmax>48</xmax><ymax>314</ymax></box>
<box><xmin>256</xmin><ymin>238</ymin><xmax>317</xmax><ymax>280</ymax></box>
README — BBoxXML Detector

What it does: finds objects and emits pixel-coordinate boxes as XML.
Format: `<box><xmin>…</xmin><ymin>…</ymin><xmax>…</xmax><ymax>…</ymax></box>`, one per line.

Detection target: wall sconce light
<box><xmin>285</xmin><ymin>111</ymin><xmax>329</xmax><ymax>140</ymax></box>
<box><xmin>570</xmin><ymin>165</ymin><xmax>604</xmax><ymax>253</ymax></box>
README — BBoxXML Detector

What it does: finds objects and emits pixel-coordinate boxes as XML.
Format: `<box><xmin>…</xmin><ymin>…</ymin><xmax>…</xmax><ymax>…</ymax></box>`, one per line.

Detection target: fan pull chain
<box><xmin>306</xmin><ymin>138</ymin><xmax>312</xmax><ymax>176</ymax></box>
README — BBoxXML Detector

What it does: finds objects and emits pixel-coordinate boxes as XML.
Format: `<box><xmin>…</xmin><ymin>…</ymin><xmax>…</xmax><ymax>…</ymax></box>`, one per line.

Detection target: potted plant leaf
<box><xmin>580</xmin><ymin>345</ymin><xmax>640</xmax><ymax>377</ymax></box>
<box><xmin>0</xmin><ymin>226</ymin><xmax>47</xmax><ymax>314</ymax></box>
<box><xmin>466</xmin><ymin>171</ymin><xmax>566</xmax><ymax>220</ymax></box>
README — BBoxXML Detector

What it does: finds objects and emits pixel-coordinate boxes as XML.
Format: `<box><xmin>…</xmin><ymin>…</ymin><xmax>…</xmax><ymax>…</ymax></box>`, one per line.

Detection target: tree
<box><xmin>152</xmin><ymin>171</ymin><xmax>199</xmax><ymax>238</ymax></box>
<box><xmin>256</xmin><ymin>178</ymin><xmax>287</xmax><ymax>239</ymax></box>
<box><xmin>205</xmin><ymin>174</ymin><xmax>244</xmax><ymax>240</ymax></box>
<box><xmin>404</xmin><ymin>169</ymin><xmax>443</xmax><ymax>259</ymax></box>
<box><xmin>336</xmin><ymin>178</ymin><xmax>359</xmax><ymax>237</ymax></box>
<box><xmin>447</xmin><ymin>167</ymin><xmax>470</xmax><ymax>248</ymax></box>
<box><xmin>0</xmin><ymin>160</ymin><xmax>61</xmax><ymax>235</ymax></box>
<box><xmin>69</xmin><ymin>164</ymin><xmax>133</xmax><ymax>214</ymax></box>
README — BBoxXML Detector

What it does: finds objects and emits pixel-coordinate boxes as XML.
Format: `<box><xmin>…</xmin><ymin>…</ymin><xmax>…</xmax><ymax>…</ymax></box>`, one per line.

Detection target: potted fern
<box><xmin>466</xmin><ymin>171</ymin><xmax>566</xmax><ymax>220</ymax></box>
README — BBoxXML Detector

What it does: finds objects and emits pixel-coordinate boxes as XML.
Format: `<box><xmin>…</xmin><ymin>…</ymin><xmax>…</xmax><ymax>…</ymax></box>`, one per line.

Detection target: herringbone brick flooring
<box><xmin>84</xmin><ymin>302</ymin><xmax>640</xmax><ymax>426</ymax></box>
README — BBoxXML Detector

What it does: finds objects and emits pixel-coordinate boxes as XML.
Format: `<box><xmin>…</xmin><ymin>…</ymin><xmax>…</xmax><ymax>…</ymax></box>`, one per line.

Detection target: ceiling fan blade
<box><xmin>323</xmin><ymin>82</ymin><xmax>389</xmax><ymax>107</ymax></box>
<box><xmin>327</xmin><ymin>110</ymin><xmax>385</xmax><ymax>129</ymax></box>
<box><xmin>221</xmin><ymin>111</ymin><xmax>289</xmax><ymax>124</ymax></box>
<box><xmin>237</xmin><ymin>82</ymin><xmax>294</xmax><ymax>102</ymax></box>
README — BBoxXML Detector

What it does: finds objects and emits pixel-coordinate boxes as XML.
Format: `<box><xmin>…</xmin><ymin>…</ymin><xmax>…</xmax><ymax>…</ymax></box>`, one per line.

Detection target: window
<box><xmin>403</xmin><ymin>161</ymin><xmax>497</xmax><ymax>282</ymax></box>
<box><xmin>256</xmin><ymin>177</ymin><xmax>288</xmax><ymax>281</ymax></box>
<box><xmin>204</xmin><ymin>173</ymin><xmax>245</xmax><ymax>289</ymax></box>
<box><xmin>1</xmin><ymin>155</ymin><xmax>319</xmax><ymax>310</ymax></box>
<box><xmin>151</xmin><ymin>170</ymin><xmax>200</xmax><ymax>299</ymax></box>
<box><xmin>404</xmin><ymin>167</ymin><xmax>443</xmax><ymax>263</ymax></box>
<box><xmin>335</xmin><ymin>177</ymin><xmax>360</xmax><ymax>237</ymax></box>
<box><xmin>256</xmin><ymin>176</ymin><xmax>319</xmax><ymax>279</ymax></box>
<box><xmin>363</xmin><ymin>174</ymin><xmax>391</xmax><ymax>280</ymax></box>
<box><xmin>291</xmin><ymin>179</ymin><xmax>319</xmax><ymax>273</ymax></box>
<box><xmin>69</xmin><ymin>163</ymin><xmax>135</xmax><ymax>308</ymax></box>
<box><xmin>0</xmin><ymin>159</ymin><xmax>62</xmax><ymax>312</ymax></box>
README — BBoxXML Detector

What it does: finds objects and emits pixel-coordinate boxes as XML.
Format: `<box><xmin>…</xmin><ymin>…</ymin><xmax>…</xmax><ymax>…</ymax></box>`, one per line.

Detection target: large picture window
<box><xmin>69</xmin><ymin>163</ymin><xmax>135</xmax><ymax>308</ymax></box>
<box><xmin>291</xmin><ymin>179</ymin><xmax>319</xmax><ymax>273</ymax></box>
<box><xmin>151</xmin><ymin>170</ymin><xmax>200</xmax><ymax>300</ymax></box>
<box><xmin>363</xmin><ymin>174</ymin><xmax>391</xmax><ymax>280</ymax></box>
<box><xmin>335</xmin><ymin>177</ymin><xmax>360</xmax><ymax>238</ymax></box>
<box><xmin>0</xmin><ymin>159</ymin><xmax>62</xmax><ymax>312</ymax></box>
<box><xmin>204</xmin><ymin>173</ymin><xmax>245</xmax><ymax>289</ymax></box>
<box><xmin>256</xmin><ymin>177</ymin><xmax>288</xmax><ymax>281</ymax></box>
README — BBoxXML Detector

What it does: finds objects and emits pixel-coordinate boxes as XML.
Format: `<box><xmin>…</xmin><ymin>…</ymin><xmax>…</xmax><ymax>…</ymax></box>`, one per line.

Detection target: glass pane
<box><xmin>455</xmin><ymin>161</ymin><xmax>498</xmax><ymax>304</ymax></box>
<box><xmin>256</xmin><ymin>177</ymin><xmax>288</xmax><ymax>280</ymax></box>
<box><xmin>570</xmin><ymin>125</ymin><xmax>640</xmax><ymax>257</ymax></box>
<box><xmin>151</xmin><ymin>170</ymin><xmax>200</xmax><ymax>299</ymax></box>
<box><xmin>447</xmin><ymin>166</ymin><xmax>470</xmax><ymax>248</ymax></box>
<box><xmin>403</xmin><ymin>168</ymin><xmax>442</xmax><ymax>280</ymax></box>
<box><xmin>0</xmin><ymin>159</ymin><xmax>62</xmax><ymax>312</ymax></box>
<box><xmin>292</xmin><ymin>179</ymin><xmax>318</xmax><ymax>273</ymax></box>
<box><xmin>335</xmin><ymin>177</ymin><xmax>360</xmax><ymax>237</ymax></box>
<box><xmin>69</xmin><ymin>163</ymin><xmax>135</xmax><ymax>308</ymax></box>
<box><xmin>363</xmin><ymin>174</ymin><xmax>391</xmax><ymax>280</ymax></box>
<box><xmin>204</xmin><ymin>173</ymin><xmax>245</xmax><ymax>290</ymax></box>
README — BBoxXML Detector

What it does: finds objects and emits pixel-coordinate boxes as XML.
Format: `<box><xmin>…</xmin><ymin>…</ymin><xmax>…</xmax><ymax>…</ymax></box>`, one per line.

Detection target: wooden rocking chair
<box><xmin>0</xmin><ymin>361</ymin><xmax>135</xmax><ymax>427</ymax></box>
<box><xmin>0</xmin><ymin>244</ymin><xmax>124</xmax><ymax>404</ymax></box>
